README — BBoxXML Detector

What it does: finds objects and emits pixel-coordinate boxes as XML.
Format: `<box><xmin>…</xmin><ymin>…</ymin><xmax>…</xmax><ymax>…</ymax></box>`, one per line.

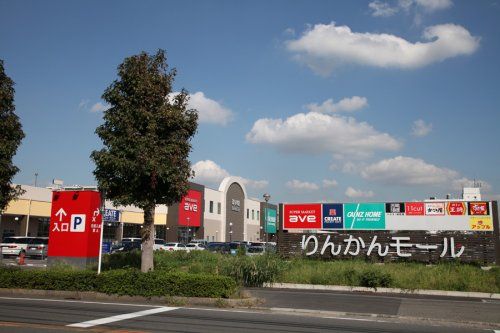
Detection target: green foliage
<box><xmin>91</xmin><ymin>49</ymin><xmax>198</xmax><ymax>210</ymax></box>
<box><xmin>221</xmin><ymin>254</ymin><xmax>287</xmax><ymax>287</ymax></box>
<box><xmin>0</xmin><ymin>267</ymin><xmax>236</xmax><ymax>298</ymax></box>
<box><xmin>0</xmin><ymin>59</ymin><xmax>25</xmax><ymax>212</ymax></box>
<box><xmin>280</xmin><ymin>259</ymin><xmax>500</xmax><ymax>293</ymax></box>
<box><xmin>359</xmin><ymin>270</ymin><xmax>393</xmax><ymax>288</ymax></box>
<box><xmin>91</xmin><ymin>49</ymin><xmax>198</xmax><ymax>272</ymax></box>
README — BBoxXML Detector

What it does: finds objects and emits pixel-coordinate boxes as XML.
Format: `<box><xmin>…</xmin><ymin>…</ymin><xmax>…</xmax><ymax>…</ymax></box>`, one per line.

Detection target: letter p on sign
<box><xmin>70</xmin><ymin>214</ymin><xmax>86</xmax><ymax>232</ymax></box>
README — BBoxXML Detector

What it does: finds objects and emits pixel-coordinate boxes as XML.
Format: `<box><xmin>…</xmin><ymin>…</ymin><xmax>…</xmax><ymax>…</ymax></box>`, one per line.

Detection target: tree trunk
<box><xmin>141</xmin><ymin>204</ymin><xmax>155</xmax><ymax>272</ymax></box>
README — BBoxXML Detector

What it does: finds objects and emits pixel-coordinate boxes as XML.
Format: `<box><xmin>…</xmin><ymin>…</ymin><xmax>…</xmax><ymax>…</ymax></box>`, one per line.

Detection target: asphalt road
<box><xmin>0</xmin><ymin>296</ymin><xmax>497</xmax><ymax>333</ymax></box>
<box><xmin>248</xmin><ymin>288</ymin><xmax>500</xmax><ymax>325</ymax></box>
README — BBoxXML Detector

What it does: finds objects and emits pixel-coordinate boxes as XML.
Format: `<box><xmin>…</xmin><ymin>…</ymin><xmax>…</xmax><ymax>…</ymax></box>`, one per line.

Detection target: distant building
<box><xmin>0</xmin><ymin>177</ymin><xmax>275</xmax><ymax>243</ymax></box>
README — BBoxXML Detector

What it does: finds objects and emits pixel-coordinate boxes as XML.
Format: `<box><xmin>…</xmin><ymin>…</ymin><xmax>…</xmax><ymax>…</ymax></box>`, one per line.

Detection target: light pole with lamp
<box><xmin>186</xmin><ymin>217</ymin><xmax>190</xmax><ymax>244</ymax></box>
<box><xmin>229</xmin><ymin>222</ymin><xmax>233</xmax><ymax>242</ymax></box>
<box><xmin>263</xmin><ymin>193</ymin><xmax>271</xmax><ymax>243</ymax></box>
<box><xmin>166</xmin><ymin>227</ymin><xmax>170</xmax><ymax>242</ymax></box>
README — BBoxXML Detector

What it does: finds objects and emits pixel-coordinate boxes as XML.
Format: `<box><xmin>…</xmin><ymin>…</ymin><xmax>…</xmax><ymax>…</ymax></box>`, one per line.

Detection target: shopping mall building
<box><xmin>0</xmin><ymin>176</ymin><xmax>278</xmax><ymax>244</ymax></box>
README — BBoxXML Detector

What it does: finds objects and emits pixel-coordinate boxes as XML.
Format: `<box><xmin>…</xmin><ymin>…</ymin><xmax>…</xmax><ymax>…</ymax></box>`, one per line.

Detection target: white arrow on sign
<box><xmin>55</xmin><ymin>208</ymin><xmax>67</xmax><ymax>222</ymax></box>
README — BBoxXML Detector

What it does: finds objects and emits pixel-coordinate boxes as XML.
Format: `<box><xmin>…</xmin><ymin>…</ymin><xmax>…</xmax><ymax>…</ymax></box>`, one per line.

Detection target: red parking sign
<box><xmin>48</xmin><ymin>191</ymin><xmax>102</xmax><ymax>258</ymax></box>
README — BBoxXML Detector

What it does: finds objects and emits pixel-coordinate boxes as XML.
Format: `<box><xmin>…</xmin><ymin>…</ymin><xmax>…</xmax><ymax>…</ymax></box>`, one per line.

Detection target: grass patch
<box><xmin>100</xmin><ymin>252</ymin><xmax>499</xmax><ymax>293</ymax></box>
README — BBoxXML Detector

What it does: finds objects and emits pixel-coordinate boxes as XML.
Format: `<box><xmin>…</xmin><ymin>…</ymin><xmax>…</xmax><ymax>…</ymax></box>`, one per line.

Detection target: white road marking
<box><xmin>67</xmin><ymin>306</ymin><xmax>178</xmax><ymax>328</ymax></box>
<box><xmin>0</xmin><ymin>296</ymin><xmax>164</xmax><ymax>308</ymax></box>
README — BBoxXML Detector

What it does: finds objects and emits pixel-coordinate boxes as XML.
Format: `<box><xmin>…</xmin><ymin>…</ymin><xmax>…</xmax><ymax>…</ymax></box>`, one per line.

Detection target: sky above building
<box><xmin>1</xmin><ymin>0</ymin><xmax>499</xmax><ymax>204</ymax></box>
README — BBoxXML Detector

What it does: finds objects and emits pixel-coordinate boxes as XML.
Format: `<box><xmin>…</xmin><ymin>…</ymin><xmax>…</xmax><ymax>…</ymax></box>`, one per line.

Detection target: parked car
<box><xmin>154</xmin><ymin>239</ymin><xmax>166</xmax><ymax>251</ymax></box>
<box><xmin>0</xmin><ymin>237</ymin><xmax>36</xmax><ymax>257</ymax></box>
<box><xmin>163</xmin><ymin>243</ymin><xmax>188</xmax><ymax>251</ymax></box>
<box><xmin>26</xmin><ymin>237</ymin><xmax>49</xmax><ymax>259</ymax></box>
<box><xmin>246</xmin><ymin>246</ymin><xmax>266</xmax><ymax>256</ymax></box>
<box><xmin>229</xmin><ymin>242</ymin><xmax>247</xmax><ymax>255</ymax></box>
<box><xmin>185</xmin><ymin>243</ymin><xmax>205</xmax><ymax>251</ymax></box>
<box><xmin>112</xmin><ymin>241</ymin><xmax>141</xmax><ymax>253</ymax></box>
<box><xmin>190</xmin><ymin>239</ymin><xmax>208</xmax><ymax>246</ymax></box>
<box><xmin>206</xmin><ymin>242</ymin><xmax>230</xmax><ymax>254</ymax></box>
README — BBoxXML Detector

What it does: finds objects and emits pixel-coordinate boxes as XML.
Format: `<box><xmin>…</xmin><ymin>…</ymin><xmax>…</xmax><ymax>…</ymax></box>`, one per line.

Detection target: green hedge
<box><xmin>0</xmin><ymin>267</ymin><xmax>236</xmax><ymax>298</ymax></box>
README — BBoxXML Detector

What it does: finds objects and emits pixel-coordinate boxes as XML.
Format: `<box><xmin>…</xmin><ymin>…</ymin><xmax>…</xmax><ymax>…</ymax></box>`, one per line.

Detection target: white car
<box><xmin>0</xmin><ymin>237</ymin><xmax>36</xmax><ymax>256</ymax></box>
<box><xmin>163</xmin><ymin>243</ymin><xmax>188</xmax><ymax>251</ymax></box>
<box><xmin>186</xmin><ymin>243</ymin><xmax>205</xmax><ymax>251</ymax></box>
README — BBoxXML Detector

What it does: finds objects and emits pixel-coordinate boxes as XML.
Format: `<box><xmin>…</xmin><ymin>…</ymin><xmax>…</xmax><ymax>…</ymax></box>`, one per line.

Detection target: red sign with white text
<box><xmin>48</xmin><ymin>191</ymin><xmax>102</xmax><ymax>258</ymax></box>
<box><xmin>468</xmin><ymin>202</ymin><xmax>489</xmax><ymax>216</ymax></box>
<box><xmin>405</xmin><ymin>202</ymin><xmax>425</xmax><ymax>216</ymax></box>
<box><xmin>283</xmin><ymin>204</ymin><xmax>322</xmax><ymax>229</ymax></box>
<box><xmin>178</xmin><ymin>190</ymin><xmax>202</xmax><ymax>227</ymax></box>
<box><xmin>447</xmin><ymin>202</ymin><xmax>466</xmax><ymax>215</ymax></box>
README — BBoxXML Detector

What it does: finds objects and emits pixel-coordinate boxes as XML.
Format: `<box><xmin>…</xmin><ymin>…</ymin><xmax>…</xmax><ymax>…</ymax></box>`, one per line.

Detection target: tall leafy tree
<box><xmin>0</xmin><ymin>60</ymin><xmax>25</xmax><ymax>212</ymax></box>
<box><xmin>91</xmin><ymin>50</ymin><xmax>198</xmax><ymax>272</ymax></box>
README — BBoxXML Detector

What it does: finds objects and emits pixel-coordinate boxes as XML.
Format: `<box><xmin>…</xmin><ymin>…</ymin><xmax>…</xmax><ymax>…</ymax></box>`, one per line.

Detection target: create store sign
<box><xmin>178</xmin><ymin>190</ymin><xmax>202</xmax><ymax>227</ymax></box>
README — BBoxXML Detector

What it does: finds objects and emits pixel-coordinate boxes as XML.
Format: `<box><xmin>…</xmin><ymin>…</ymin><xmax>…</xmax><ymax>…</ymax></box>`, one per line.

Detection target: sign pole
<box><xmin>97</xmin><ymin>192</ymin><xmax>104</xmax><ymax>275</ymax></box>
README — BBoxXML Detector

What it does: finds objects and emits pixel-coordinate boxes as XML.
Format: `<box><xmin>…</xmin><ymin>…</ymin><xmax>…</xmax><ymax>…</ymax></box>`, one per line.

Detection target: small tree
<box><xmin>0</xmin><ymin>60</ymin><xmax>25</xmax><ymax>212</ymax></box>
<box><xmin>91</xmin><ymin>50</ymin><xmax>198</xmax><ymax>272</ymax></box>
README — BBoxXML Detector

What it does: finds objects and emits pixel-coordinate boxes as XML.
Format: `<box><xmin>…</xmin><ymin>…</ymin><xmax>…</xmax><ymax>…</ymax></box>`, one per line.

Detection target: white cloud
<box><xmin>369</xmin><ymin>1</ymin><xmax>399</xmax><ymax>17</ymax></box>
<box><xmin>361</xmin><ymin>156</ymin><xmax>459</xmax><ymax>185</ymax></box>
<box><xmin>240</xmin><ymin>178</ymin><xmax>269</xmax><ymax>190</ymax></box>
<box><xmin>451</xmin><ymin>177</ymin><xmax>492</xmax><ymax>192</ymax></box>
<box><xmin>369</xmin><ymin>0</ymin><xmax>452</xmax><ymax>18</ymax></box>
<box><xmin>322</xmin><ymin>179</ymin><xmax>338</xmax><ymax>188</ymax></box>
<box><xmin>191</xmin><ymin>160</ymin><xmax>268</xmax><ymax>190</ymax></box>
<box><xmin>306</xmin><ymin>96</ymin><xmax>368</xmax><ymax>113</ymax></box>
<box><xmin>286</xmin><ymin>22</ymin><xmax>479</xmax><ymax>75</ymax></box>
<box><xmin>246</xmin><ymin>112</ymin><xmax>401</xmax><ymax>158</ymax></box>
<box><xmin>415</xmin><ymin>0</ymin><xmax>453</xmax><ymax>12</ymax></box>
<box><xmin>411</xmin><ymin>119</ymin><xmax>432</xmax><ymax>137</ymax></box>
<box><xmin>286</xmin><ymin>179</ymin><xmax>320</xmax><ymax>192</ymax></box>
<box><xmin>90</xmin><ymin>102</ymin><xmax>110</xmax><ymax>113</ymax></box>
<box><xmin>192</xmin><ymin>160</ymin><xmax>230</xmax><ymax>184</ymax></box>
<box><xmin>345</xmin><ymin>187</ymin><xmax>374</xmax><ymax>198</ymax></box>
<box><xmin>169</xmin><ymin>92</ymin><xmax>234</xmax><ymax>126</ymax></box>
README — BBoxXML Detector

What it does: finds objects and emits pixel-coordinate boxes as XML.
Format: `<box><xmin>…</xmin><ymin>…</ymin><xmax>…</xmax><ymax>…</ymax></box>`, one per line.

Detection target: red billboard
<box><xmin>447</xmin><ymin>202</ymin><xmax>466</xmax><ymax>215</ymax></box>
<box><xmin>178</xmin><ymin>189</ymin><xmax>202</xmax><ymax>227</ymax></box>
<box><xmin>405</xmin><ymin>202</ymin><xmax>424</xmax><ymax>216</ymax></box>
<box><xmin>468</xmin><ymin>202</ymin><xmax>489</xmax><ymax>216</ymax></box>
<box><xmin>283</xmin><ymin>204</ymin><xmax>322</xmax><ymax>229</ymax></box>
<box><xmin>48</xmin><ymin>191</ymin><xmax>102</xmax><ymax>258</ymax></box>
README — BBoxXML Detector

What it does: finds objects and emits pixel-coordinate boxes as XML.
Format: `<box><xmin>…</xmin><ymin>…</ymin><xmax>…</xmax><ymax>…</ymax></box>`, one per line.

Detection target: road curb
<box><xmin>0</xmin><ymin>288</ymin><xmax>260</xmax><ymax>308</ymax></box>
<box><xmin>263</xmin><ymin>282</ymin><xmax>500</xmax><ymax>299</ymax></box>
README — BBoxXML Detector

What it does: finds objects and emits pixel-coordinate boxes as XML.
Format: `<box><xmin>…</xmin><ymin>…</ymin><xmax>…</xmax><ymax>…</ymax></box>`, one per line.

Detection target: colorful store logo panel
<box><xmin>283</xmin><ymin>203</ymin><xmax>322</xmax><ymax>229</ymax></box>
<box><xmin>468</xmin><ymin>202</ymin><xmax>489</xmax><ymax>216</ymax></box>
<box><xmin>322</xmin><ymin>203</ymin><xmax>343</xmax><ymax>229</ymax></box>
<box><xmin>344</xmin><ymin>203</ymin><xmax>385</xmax><ymax>230</ymax></box>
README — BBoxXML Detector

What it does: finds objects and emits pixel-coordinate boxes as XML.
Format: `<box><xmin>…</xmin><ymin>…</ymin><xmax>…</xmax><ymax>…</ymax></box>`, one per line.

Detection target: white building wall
<box><xmin>244</xmin><ymin>198</ymin><xmax>261</xmax><ymax>242</ymax></box>
<box><xmin>203</xmin><ymin>187</ymin><xmax>224</xmax><ymax>241</ymax></box>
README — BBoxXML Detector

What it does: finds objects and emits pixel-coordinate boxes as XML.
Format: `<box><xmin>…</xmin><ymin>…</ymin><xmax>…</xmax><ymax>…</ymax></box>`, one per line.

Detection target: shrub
<box><xmin>222</xmin><ymin>254</ymin><xmax>287</xmax><ymax>287</ymax></box>
<box><xmin>0</xmin><ymin>267</ymin><xmax>237</xmax><ymax>298</ymax></box>
<box><xmin>359</xmin><ymin>270</ymin><xmax>393</xmax><ymax>289</ymax></box>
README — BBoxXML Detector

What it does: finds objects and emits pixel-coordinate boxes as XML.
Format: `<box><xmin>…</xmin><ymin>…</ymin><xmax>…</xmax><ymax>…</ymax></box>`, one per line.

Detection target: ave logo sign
<box><xmin>184</xmin><ymin>202</ymin><xmax>198</xmax><ymax>212</ymax></box>
<box><xmin>283</xmin><ymin>204</ymin><xmax>322</xmax><ymax>229</ymax></box>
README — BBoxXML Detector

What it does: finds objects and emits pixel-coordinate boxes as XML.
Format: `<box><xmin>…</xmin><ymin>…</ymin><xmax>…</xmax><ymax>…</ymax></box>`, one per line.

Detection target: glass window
<box><xmin>209</xmin><ymin>201</ymin><xmax>214</xmax><ymax>213</ymax></box>
<box><xmin>247</xmin><ymin>209</ymin><xmax>249</xmax><ymax>219</ymax></box>
<box><xmin>252</xmin><ymin>210</ymin><xmax>254</xmax><ymax>220</ymax></box>
<box><xmin>217</xmin><ymin>202</ymin><xmax>221</xmax><ymax>214</ymax></box>
<box><xmin>257</xmin><ymin>211</ymin><xmax>259</xmax><ymax>220</ymax></box>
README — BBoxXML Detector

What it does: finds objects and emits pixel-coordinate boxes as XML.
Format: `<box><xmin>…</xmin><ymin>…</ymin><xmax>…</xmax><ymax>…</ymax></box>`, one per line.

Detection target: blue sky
<box><xmin>1</xmin><ymin>0</ymin><xmax>499</xmax><ymax>204</ymax></box>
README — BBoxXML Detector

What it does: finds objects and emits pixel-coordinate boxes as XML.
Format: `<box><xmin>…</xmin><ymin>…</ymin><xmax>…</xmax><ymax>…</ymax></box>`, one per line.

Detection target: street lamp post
<box><xmin>229</xmin><ymin>222</ymin><xmax>233</xmax><ymax>242</ymax></box>
<box><xmin>186</xmin><ymin>217</ymin><xmax>190</xmax><ymax>243</ymax></box>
